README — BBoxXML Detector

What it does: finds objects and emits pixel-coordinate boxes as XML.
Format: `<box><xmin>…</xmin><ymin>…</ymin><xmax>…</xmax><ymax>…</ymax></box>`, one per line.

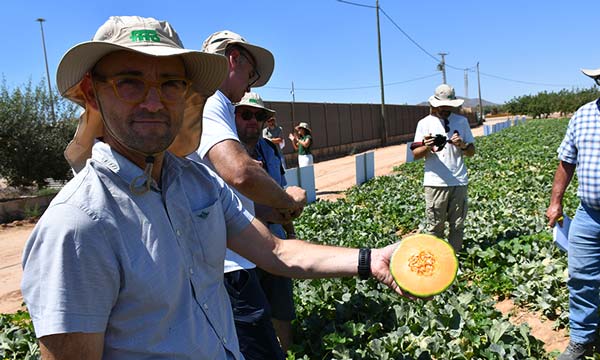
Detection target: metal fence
<box><xmin>264</xmin><ymin>101</ymin><xmax>478</xmax><ymax>167</ymax></box>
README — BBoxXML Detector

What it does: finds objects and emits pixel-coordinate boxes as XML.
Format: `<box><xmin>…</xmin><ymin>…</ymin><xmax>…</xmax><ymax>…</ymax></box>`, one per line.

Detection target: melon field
<box><xmin>0</xmin><ymin>118</ymin><xmax>582</xmax><ymax>359</ymax></box>
<box><xmin>288</xmin><ymin>118</ymin><xmax>578</xmax><ymax>359</ymax></box>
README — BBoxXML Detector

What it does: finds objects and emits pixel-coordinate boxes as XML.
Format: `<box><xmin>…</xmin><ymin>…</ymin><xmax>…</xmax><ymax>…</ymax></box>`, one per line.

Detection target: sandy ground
<box><xmin>2</xmin><ymin>116</ymin><xmax>567</xmax><ymax>351</ymax></box>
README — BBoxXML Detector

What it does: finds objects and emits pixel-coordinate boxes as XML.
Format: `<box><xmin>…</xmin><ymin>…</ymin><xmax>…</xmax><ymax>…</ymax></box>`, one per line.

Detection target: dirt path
<box><xmin>0</xmin><ymin>224</ymin><xmax>33</xmax><ymax>313</ymax></box>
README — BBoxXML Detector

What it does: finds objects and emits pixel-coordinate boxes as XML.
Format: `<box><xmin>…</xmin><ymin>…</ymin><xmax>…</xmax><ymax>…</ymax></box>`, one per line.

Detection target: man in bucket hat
<box><xmin>231</xmin><ymin>91</ymin><xmax>296</xmax><ymax>358</ymax></box>
<box><xmin>546</xmin><ymin>68</ymin><xmax>600</xmax><ymax>359</ymax></box>
<box><xmin>190</xmin><ymin>31</ymin><xmax>305</xmax><ymax>359</ymax></box>
<box><xmin>412</xmin><ymin>84</ymin><xmax>475</xmax><ymax>252</ymax></box>
<box><xmin>21</xmin><ymin>17</ymin><xmax>412</xmax><ymax>359</ymax></box>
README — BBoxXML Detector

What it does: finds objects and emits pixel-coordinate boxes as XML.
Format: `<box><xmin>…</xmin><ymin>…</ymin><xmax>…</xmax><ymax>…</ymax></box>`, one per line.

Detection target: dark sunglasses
<box><xmin>239</xmin><ymin>109</ymin><xmax>269</xmax><ymax>122</ymax></box>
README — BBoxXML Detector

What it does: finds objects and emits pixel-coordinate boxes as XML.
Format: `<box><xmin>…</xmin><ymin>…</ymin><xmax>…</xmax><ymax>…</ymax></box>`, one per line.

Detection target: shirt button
<box><xmin>222</xmin><ymin>337</ymin><xmax>227</xmax><ymax>344</ymax></box>
<box><xmin>189</xmin><ymin>268</ymin><xmax>194</xmax><ymax>275</ymax></box>
<box><xmin>176</xmin><ymin>229</ymin><xmax>182</xmax><ymax>236</ymax></box>
<box><xmin>203</xmin><ymin>303</ymin><xmax>209</xmax><ymax>310</ymax></box>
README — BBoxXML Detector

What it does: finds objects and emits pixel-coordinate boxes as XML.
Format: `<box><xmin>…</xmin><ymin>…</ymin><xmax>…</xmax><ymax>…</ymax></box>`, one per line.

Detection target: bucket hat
<box><xmin>581</xmin><ymin>68</ymin><xmax>600</xmax><ymax>79</ymax></box>
<box><xmin>235</xmin><ymin>92</ymin><xmax>275</xmax><ymax>117</ymax></box>
<box><xmin>202</xmin><ymin>30</ymin><xmax>274</xmax><ymax>87</ymax></box>
<box><xmin>60</xmin><ymin>16</ymin><xmax>228</xmax><ymax>172</ymax></box>
<box><xmin>428</xmin><ymin>84</ymin><xmax>464</xmax><ymax>108</ymax></box>
<box><xmin>295</xmin><ymin>122</ymin><xmax>311</xmax><ymax>132</ymax></box>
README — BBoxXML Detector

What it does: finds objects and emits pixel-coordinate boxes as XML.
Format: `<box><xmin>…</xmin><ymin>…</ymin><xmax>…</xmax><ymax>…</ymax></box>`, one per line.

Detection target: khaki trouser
<box><xmin>424</xmin><ymin>185</ymin><xmax>468</xmax><ymax>252</ymax></box>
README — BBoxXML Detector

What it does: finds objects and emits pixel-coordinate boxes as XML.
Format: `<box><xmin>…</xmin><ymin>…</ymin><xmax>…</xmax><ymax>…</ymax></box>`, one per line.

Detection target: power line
<box><xmin>479</xmin><ymin>71</ymin><xmax>573</xmax><ymax>87</ymax></box>
<box><xmin>336</xmin><ymin>0</ymin><xmax>376</xmax><ymax>9</ymax></box>
<box><xmin>265</xmin><ymin>73</ymin><xmax>439</xmax><ymax>92</ymax></box>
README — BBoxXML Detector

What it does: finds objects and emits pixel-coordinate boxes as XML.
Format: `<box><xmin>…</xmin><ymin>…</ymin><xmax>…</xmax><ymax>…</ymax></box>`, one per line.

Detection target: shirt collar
<box><xmin>91</xmin><ymin>141</ymin><xmax>185</xmax><ymax>192</ymax></box>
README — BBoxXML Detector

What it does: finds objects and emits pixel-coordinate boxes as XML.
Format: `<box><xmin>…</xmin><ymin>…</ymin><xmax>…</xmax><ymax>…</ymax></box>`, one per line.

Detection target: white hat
<box><xmin>295</xmin><ymin>122</ymin><xmax>311</xmax><ymax>132</ymax></box>
<box><xmin>61</xmin><ymin>16</ymin><xmax>228</xmax><ymax>172</ymax></box>
<box><xmin>202</xmin><ymin>30</ymin><xmax>274</xmax><ymax>87</ymax></box>
<box><xmin>428</xmin><ymin>84</ymin><xmax>464</xmax><ymax>108</ymax></box>
<box><xmin>236</xmin><ymin>92</ymin><xmax>275</xmax><ymax>117</ymax></box>
<box><xmin>581</xmin><ymin>68</ymin><xmax>600</xmax><ymax>79</ymax></box>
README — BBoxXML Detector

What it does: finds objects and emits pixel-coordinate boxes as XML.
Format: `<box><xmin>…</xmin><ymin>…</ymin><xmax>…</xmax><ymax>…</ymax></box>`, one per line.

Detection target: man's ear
<box><xmin>229</xmin><ymin>48</ymin><xmax>242</xmax><ymax>68</ymax></box>
<box><xmin>80</xmin><ymin>73</ymin><xmax>100</xmax><ymax>111</ymax></box>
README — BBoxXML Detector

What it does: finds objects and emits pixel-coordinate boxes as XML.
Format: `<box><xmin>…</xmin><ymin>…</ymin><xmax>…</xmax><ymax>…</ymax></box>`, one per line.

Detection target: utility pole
<box><xmin>291</xmin><ymin>81</ymin><xmax>296</xmax><ymax>124</ymax></box>
<box><xmin>375</xmin><ymin>0</ymin><xmax>387</xmax><ymax>145</ymax></box>
<box><xmin>464</xmin><ymin>69</ymin><xmax>469</xmax><ymax>99</ymax></box>
<box><xmin>438</xmin><ymin>52</ymin><xmax>448</xmax><ymax>84</ymax></box>
<box><xmin>477</xmin><ymin>62</ymin><xmax>484</xmax><ymax>122</ymax></box>
<box><xmin>36</xmin><ymin>18</ymin><xmax>56</xmax><ymax>122</ymax></box>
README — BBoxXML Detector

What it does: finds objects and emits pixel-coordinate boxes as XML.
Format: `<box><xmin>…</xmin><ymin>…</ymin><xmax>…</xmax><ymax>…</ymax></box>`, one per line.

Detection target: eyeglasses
<box><xmin>239</xmin><ymin>51</ymin><xmax>261</xmax><ymax>87</ymax></box>
<box><xmin>238</xmin><ymin>109</ymin><xmax>270</xmax><ymax>122</ymax></box>
<box><xmin>94</xmin><ymin>74</ymin><xmax>190</xmax><ymax>104</ymax></box>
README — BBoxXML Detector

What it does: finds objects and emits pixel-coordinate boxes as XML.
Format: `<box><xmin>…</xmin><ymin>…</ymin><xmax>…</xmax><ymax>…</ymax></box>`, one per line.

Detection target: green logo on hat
<box><xmin>130</xmin><ymin>30</ymin><xmax>161</xmax><ymax>42</ymax></box>
<box><xmin>249</xmin><ymin>99</ymin><xmax>259</xmax><ymax>104</ymax></box>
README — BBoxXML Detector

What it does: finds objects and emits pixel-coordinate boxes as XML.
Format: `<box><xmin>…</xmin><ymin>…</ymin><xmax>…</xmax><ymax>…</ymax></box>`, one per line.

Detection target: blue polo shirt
<box><xmin>558</xmin><ymin>99</ymin><xmax>600</xmax><ymax>210</ymax></box>
<box><xmin>21</xmin><ymin>142</ymin><xmax>253</xmax><ymax>359</ymax></box>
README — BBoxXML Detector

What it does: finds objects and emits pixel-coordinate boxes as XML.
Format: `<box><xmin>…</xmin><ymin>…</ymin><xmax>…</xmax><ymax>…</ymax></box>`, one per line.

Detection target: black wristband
<box><xmin>358</xmin><ymin>248</ymin><xmax>371</xmax><ymax>280</ymax></box>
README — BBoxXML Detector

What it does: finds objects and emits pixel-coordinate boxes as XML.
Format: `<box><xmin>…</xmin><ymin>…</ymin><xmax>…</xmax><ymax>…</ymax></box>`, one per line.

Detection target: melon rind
<box><xmin>390</xmin><ymin>234</ymin><xmax>458</xmax><ymax>297</ymax></box>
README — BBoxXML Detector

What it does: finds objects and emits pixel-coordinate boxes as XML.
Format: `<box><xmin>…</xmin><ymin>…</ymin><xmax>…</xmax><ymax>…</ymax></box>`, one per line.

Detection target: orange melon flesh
<box><xmin>390</xmin><ymin>234</ymin><xmax>458</xmax><ymax>297</ymax></box>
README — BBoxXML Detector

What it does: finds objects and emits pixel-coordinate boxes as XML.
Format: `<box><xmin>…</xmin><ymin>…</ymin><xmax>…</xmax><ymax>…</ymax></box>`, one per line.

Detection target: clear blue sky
<box><xmin>3</xmin><ymin>0</ymin><xmax>599</xmax><ymax>107</ymax></box>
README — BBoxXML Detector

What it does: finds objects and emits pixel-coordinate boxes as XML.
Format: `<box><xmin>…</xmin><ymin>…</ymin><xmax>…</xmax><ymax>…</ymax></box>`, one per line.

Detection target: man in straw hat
<box><xmin>546</xmin><ymin>68</ymin><xmax>600</xmax><ymax>359</ymax></box>
<box><xmin>21</xmin><ymin>16</ymin><xmax>412</xmax><ymax>359</ymax></box>
<box><xmin>412</xmin><ymin>84</ymin><xmax>475</xmax><ymax>252</ymax></box>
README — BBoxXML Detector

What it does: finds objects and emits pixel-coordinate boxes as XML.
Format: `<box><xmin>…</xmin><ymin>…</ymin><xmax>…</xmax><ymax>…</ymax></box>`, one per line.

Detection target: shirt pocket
<box><xmin>191</xmin><ymin>200</ymin><xmax>227</xmax><ymax>270</ymax></box>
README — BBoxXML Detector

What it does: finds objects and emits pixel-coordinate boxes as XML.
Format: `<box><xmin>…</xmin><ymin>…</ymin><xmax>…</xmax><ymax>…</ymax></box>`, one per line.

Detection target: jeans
<box><xmin>568</xmin><ymin>203</ymin><xmax>600</xmax><ymax>344</ymax></box>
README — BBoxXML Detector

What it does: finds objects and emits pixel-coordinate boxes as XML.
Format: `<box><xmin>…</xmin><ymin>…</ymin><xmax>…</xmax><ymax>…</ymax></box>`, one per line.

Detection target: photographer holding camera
<box><xmin>412</xmin><ymin>84</ymin><xmax>475</xmax><ymax>252</ymax></box>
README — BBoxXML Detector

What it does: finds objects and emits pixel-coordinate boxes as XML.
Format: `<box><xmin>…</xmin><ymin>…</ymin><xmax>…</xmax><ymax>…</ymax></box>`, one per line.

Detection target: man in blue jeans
<box><xmin>547</xmin><ymin>67</ymin><xmax>600</xmax><ymax>359</ymax></box>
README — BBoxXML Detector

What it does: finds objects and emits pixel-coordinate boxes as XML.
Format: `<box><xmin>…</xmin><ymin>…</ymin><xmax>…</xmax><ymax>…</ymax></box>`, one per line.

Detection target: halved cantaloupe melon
<box><xmin>390</xmin><ymin>234</ymin><xmax>458</xmax><ymax>297</ymax></box>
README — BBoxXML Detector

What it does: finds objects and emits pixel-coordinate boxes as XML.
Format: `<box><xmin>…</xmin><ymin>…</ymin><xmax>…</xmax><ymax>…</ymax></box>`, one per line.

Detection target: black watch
<box><xmin>358</xmin><ymin>248</ymin><xmax>372</xmax><ymax>280</ymax></box>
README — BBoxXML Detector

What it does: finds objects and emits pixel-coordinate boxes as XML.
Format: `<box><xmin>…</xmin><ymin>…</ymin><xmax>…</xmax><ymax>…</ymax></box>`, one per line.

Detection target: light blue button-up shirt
<box><xmin>21</xmin><ymin>142</ymin><xmax>253</xmax><ymax>359</ymax></box>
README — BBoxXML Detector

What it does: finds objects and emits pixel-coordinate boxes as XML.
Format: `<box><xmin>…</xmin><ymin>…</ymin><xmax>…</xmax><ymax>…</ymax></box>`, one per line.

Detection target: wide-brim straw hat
<box><xmin>428</xmin><ymin>84</ymin><xmax>464</xmax><ymax>108</ymax></box>
<box><xmin>202</xmin><ymin>30</ymin><xmax>274</xmax><ymax>88</ymax></box>
<box><xmin>60</xmin><ymin>16</ymin><xmax>228</xmax><ymax>172</ymax></box>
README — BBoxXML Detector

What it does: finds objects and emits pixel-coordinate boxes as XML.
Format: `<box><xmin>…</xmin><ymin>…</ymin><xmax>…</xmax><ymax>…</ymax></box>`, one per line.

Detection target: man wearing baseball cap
<box><xmin>412</xmin><ymin>84</ymin><xmax>475</xmax><ymax>253</ymax></box>
<box><xmin>20</xmin><ymin>17</ymin><xmax>414</xmax><ymax>359</ymax></box>
<box><xmin>547</xmin><ymin>68</ymin><xmax>600</xmax><ymax>359</ymax></box>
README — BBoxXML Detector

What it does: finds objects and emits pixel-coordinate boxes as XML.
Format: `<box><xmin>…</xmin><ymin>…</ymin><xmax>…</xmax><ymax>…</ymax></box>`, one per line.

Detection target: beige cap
<box><xmin>202</xmin><ymin>30</ymin><xmax>274</xmax><ymax>88</ymax></box>
<box><xmin>428</xmin><ymin>84</ymin><xmax>464</xmax><ymax>108</ymax></box>
<box><xmin>236</xmin><ymin>92</ymin><xmax>275</xmax><ymax>116</ymax></box>
<box><xmin>61</xmin><ymin>16</ymin><xmax>227</xmax><ymax>172</ymax></box>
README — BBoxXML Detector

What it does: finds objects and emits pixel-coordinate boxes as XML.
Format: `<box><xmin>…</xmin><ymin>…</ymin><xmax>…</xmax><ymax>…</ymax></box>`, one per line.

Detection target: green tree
<box><xmin>0</xmin><ymin>79</ymin><xmax>78</xmax><ymax>188</ymax></box>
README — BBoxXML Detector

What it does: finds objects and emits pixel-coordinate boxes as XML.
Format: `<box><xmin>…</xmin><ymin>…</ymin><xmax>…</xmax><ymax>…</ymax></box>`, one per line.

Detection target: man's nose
<box><xmin>139</xmin><ymin>87</ymin><xmax>165</xmax><ymax>112</ymax></box>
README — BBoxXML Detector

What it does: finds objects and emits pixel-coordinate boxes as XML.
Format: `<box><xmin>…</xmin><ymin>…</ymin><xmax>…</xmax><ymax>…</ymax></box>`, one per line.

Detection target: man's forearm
<box><xmin>412</xmin><ymin>145</ymin><xmax>430</xmax><ymax>160</ymax></box>
<box><xmin>550</xmin><ymin>160</ymin><xmax>575</xmax><ymax>206</ymax></box>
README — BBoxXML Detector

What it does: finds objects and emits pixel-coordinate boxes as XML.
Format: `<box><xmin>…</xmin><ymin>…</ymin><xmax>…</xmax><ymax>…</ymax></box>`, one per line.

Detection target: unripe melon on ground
<box><xmin>390</xmin><ymin>234</ymin><xmax>458</xmax><ymax>297</ymax></box>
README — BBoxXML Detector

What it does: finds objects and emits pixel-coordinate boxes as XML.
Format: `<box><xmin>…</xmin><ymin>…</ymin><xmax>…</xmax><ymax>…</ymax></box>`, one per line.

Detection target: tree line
<box><xmin>500</xmin><ymin>86</ymin><xmax>600</xmax><ymax>119</ymax></box>
<box><xmin>0</xmin><ymin>79</ymin><xmax>78</xmax><ymax>188</ymax></box>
